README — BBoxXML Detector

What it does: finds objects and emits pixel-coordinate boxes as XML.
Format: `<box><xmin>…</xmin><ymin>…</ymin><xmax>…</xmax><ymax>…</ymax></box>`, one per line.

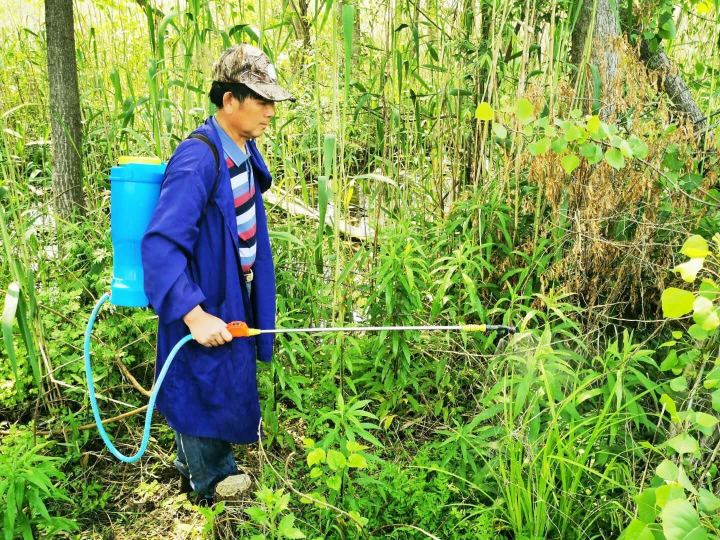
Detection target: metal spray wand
<box><xmin>226</xmin><ymin>321</ymin><xmax>516</xmax><ymax>337</ymax></box>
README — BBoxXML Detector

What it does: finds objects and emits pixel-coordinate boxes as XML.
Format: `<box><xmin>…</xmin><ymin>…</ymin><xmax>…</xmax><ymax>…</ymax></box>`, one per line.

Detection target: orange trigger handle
<box><xmin>226</xmin><ymin>321</ymin><xmax>260</xmax><ymax>338</ymax></box>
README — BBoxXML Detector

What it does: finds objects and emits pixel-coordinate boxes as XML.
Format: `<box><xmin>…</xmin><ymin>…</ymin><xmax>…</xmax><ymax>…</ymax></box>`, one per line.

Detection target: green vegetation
<box><xmin>3</xmin><ymin>0</ymin><xmax>720</xmax><ymax>537</ymax></box>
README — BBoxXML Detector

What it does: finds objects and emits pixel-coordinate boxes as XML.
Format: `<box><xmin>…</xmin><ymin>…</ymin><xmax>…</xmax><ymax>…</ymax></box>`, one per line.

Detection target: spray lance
<box><xmin>84</xmin><ymin>157</ymin><xmax>515</xmax><ymax>463</ymax></box>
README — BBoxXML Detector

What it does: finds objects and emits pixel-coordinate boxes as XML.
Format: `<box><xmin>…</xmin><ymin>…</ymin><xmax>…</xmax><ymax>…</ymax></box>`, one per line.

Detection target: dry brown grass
<box><xmin>511</xmin><ymin>35</ymin><xmax>717</xmax><ymax>323</ymax></box>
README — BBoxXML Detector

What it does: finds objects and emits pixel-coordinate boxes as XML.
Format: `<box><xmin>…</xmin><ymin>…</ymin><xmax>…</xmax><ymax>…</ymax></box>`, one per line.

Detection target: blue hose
<box><xmin>84</xmin><ymin>293</ymin><xmax>192</xmax><ymax>463</ymax></box>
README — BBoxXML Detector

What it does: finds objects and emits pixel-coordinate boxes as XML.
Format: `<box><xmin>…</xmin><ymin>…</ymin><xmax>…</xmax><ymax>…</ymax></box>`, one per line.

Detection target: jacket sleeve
<box><xmin>141</xmin><ymin>141</ymin><xmax>216</xmax><ymax>324</ymax></box>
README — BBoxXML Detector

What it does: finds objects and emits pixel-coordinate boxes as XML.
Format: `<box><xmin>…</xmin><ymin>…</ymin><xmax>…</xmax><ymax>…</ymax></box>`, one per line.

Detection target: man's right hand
<box><xmin>183</xmin><ymin>306</ymin><xmax>233</xmax><ymax>347</ymax></box>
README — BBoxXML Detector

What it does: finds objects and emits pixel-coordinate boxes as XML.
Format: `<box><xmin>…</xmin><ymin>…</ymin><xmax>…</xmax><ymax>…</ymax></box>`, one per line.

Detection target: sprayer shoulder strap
<box><xmin>186</xmin><ymin>133</ymin><xmax>221</xmax><ymax>220</ymax></box>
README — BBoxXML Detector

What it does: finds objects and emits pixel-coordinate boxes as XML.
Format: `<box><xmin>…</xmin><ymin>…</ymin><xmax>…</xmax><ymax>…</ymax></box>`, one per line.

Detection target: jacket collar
<box><xmin>194</xmin><ymin>119</ymin><xmax>240</xmax><ymax>253</ymax></box>
<box><xmin>209</xmin><ymin>115</ymin><xmax>251</xmax><ymax>168</ymax></box>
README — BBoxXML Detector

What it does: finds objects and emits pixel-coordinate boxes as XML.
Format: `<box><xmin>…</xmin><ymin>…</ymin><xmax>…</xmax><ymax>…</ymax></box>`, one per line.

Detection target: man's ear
<box><xmin>223</xmin><ymin>91</ymin><xmax>235</xmax><ymax>111</ymax></box>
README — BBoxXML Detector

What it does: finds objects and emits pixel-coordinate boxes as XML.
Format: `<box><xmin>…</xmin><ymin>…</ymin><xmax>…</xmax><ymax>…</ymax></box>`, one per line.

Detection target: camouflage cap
<box><xmin>212</xmin><ymin>44</ymin><xmax>296</xmax><ymax>103</ymax></box>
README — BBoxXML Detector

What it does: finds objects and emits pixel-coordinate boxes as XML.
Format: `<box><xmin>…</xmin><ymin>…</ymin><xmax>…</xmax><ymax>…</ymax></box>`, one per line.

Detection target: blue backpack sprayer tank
<box><xmin>85</xmin><ymin>156</ymin><xmax>516</xmax><ymax>464</ymax></box>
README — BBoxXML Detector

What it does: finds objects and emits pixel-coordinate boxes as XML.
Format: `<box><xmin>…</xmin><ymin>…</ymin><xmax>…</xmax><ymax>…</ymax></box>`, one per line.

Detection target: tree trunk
<box><xmin>611</xmin><ymin>5</ymin><xmax>706</xmax><ymax>129</ymax></box>
<box><xmin>570</xmin><ymin>0</ymin><xmax>620</xmax><ymax>120</ymax></box>
<box><xmin>289</xmin><ymin>0</ymin><xmax>311</xmax><ymax>51</ymax></box>
<box><xmin>638</xmin><ymin>39</ymin><xmax>706</xmax><ymax>129</ymax></box>
<box><xmin>45</xmin><ymin>0</ymin><xmax>86</xmax><ymax>220</ymax></box>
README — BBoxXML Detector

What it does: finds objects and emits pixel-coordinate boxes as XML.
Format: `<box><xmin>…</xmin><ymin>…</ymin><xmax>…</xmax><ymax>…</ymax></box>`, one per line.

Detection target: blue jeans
<box><xmin>174</xmin><ymin>432</ymin><xmax>239</xmax><ymax>498</ymax></box>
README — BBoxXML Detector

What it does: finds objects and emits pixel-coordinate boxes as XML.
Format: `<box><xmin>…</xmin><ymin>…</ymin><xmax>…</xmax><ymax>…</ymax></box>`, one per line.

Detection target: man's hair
<box><xmin>209</xmin><ymin>81</ymin><xmax>267</xmax><ymax>108</ymax></box>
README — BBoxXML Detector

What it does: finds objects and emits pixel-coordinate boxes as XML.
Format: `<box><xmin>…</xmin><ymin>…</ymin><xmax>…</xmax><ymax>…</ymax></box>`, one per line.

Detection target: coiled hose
<box><xmin>83</xmin><ymin>293</ymin><xmax>192</xmax><ymax>463</ymax></box>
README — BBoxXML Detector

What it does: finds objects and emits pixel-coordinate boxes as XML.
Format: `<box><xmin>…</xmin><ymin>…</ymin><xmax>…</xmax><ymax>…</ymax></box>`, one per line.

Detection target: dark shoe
<box><xmin>180</xmin><ymin>474</ymin><xmax>192</xmax><ymax>494</ymax></box>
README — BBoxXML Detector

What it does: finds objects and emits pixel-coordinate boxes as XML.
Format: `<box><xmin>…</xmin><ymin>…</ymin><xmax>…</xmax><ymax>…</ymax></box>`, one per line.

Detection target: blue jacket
<box><xmin>141</xmin><ymin>118</ymin><xmax>275</xmax><ymax>443</ymax></box>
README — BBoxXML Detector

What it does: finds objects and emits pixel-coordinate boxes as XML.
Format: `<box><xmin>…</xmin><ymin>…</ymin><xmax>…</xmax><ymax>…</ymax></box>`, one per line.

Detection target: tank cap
<box><xmin>118</xmin><ymin>156</ymin><xmax>162</xmax><ymax>165</ymax></box>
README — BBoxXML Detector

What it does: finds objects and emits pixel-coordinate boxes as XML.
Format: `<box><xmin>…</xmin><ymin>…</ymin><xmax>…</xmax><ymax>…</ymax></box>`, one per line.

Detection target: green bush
<box><xmin>0</xmin><ymin>430</ymin><xmax>77</xmax><ymax>539</ymax></box>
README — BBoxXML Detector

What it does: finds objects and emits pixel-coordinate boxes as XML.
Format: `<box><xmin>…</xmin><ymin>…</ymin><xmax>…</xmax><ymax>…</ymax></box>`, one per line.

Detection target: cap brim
<box><xmin>246</xmin><ymin>82</ymin><xmax>296</xmax><ymax>102</ymax></box>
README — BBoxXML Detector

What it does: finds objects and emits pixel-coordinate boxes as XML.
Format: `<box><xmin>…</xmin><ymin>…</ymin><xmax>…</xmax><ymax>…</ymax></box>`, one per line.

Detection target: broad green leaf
<box><xmin>661</xmin><ymin>499</ymin><xmax>707</xmax><ymax>540</ymax></box>
<box><xmin>678</xmin><ymin>466</ymin><xmax>697</xmax><ymax>495</ymax></box>
<box><xmin>564</xmin><ymin>124</ymin><xmax>582</xmax><ymax>141</ymax></box>
<box><xmin>688</xmin><ymin>324</ymin><xmax>710</xmax><ymax>341</ymax></box>
<box><xmin>657</xmin><ymin>483</ymin><xmax>686</xmax><ymax>508</ymax></box>
<box><xmin>561</xmin><ymin>154</ymin><xmax>580</xmax><ymax>174</ymax></box>
<box><xmin>310</xmin><ymin>466</ymin><xmax>322</xmax><ymax>479</ymax></box>
<box><xmin>697</xmin><ymin>0</ymin><xmax>713</xmax><ymax>14</ymax></box>
<box><xmin>326</xmin><ymin>475</ymin><xmax>342</xmax><ymax>491</ymax></box>
<box><xmin>302</xmin><ymin>438</ymin><xmax>315</xmax><ymax>448</ymax></box>
<box><xmin>657</xmin><ymin>459</ymin><xmax>680</xmax><ymax>482</ymax></box>
<box><xmin>661</xmin><ymin>350</ymin><xmax>679</xmax><ymax>371</ymax></box>
<box><xmin>658</xmin><ymin>14</ymin><xmax>677</xmax><ymax>41</ymax></box>
<box><xmin>713</xmin><ymin>389</ymin><xmax>720</xmax><ymax>412</ymax></box>
<box><xmin>663</xmin><ymin>146</ymin><xmax>684</xmax><ymax>171</ymax></box>
<box><xmin>699</xmin><ymin>488</ymin><xmax>720</xmax><ymax>513</ymax></box>
<box><xmin>475</xmin><ymin>102</ymin><xmax>494</xmax><ymax>121</ymax></box>
<box><xmin>680</xmin><ymin>173</ymin><xmax>704</xmax><ymax>193</ymax></box>
<box><xmin>662</xmin><ymin>288</ymin><xmax>695</xmax><ymax>318</ymax></box>
<box><xmin>694</xmin><ymin>412</ymin><xmax>718</xmax><ymax>428</ymax></box>
<box><xmin>674</xmin><ymin>258</ymin><xmax>704</xmax><ymax>283</ymax></box>
<box><xmin>348</xmin><ymin>510</ymin><xmax>369</xmax><ymax>527</ymax></box>
<box><xmin>666</xmin><ymin>433</ymin><xmax>699</xmax><ymax>455</ymax></box>
<box><xmin>492</xmin><ymin>123</ymin><xmax>507</xmax><ymax>139</ymax></box>
<box><xmin>693</xmin><ymin>296</ymin><xmax>720</xmax><ymax>331</ymax></box>
<box><xmin>623</xmin><ymin>519</ymin><xmax>657</xmax><ymax>539</ymax></box>
<box><xmin>346</xmin><ymin>441</ymin><xmax>367</xmax><ymax>453</ymax></box>
<box><xmin>636</xmin><ymin>488</ymin><xmax>660</xmax><ymax>523</ymax></box>
<box><xmin>619</xmin><ymin>140</ymin><xmax>634</xmax><ymax>157</ymax></box>
<box><xmin>704</xmin><ymin>367</ymin><xmax>720</xmax><ymax>390</ymax></box>
<box><xmin>605</xmin><ymin>148</ymin><xmax>626</xmax><ymax>169</ymax></box>
<box><xmin>515</xmin><ymin>98</ymin><xmax>534</xmax><ymax>123</ymax></box>
<box><xmin>628</xmin><ymin>135</ymin><xmax>650</xmax><ymax>159</ymax></box>
<box><xmin>347</xmin><ymin>453</ymin><xmax>368</xmax><ymax>468</ymax></box>
<box><xmin>307</xmin><ymin>448</ymin><xmax>326</xmax><ymax>466</ymax></box>
<box><xmin>661</xmin><ymin>394</ymin><xmax>681</xmax><ymax>422</ymax></box>
<box><xmin>699</xmin><ymin>279</ymin><xmax>720</xmax><ymax>301</ymax></box>
<box><xmin>529</xmin><ymin>138</ymin><xmax>551</xmax><ymax>155</ymax></box>
<box><xmin>278</xmin><ymin>514</ymin><xmax>306</xmax><ymax>539</ymax></box>
<box><xmin>670</xmin><ymin>377</ymin><xmax>688</xmax><ymax>392</ymax></box>
<box><xmin>580</xmin><ymin>143</ymin><xmax>603</xmax><ymax>164</ymax></box>
<box><xmin>326</xmin><ymin>450</ymin><xmax>347</xmax><ymax>470</ymax></box>
<box><xmin>551</xmin><ymin>138</ymin><xmax>568</xmax><ymax>153</ymax></box>
<box><xmin>587</xmin><ymin>115</ymin><xmax>601</xmax><ymax>134</ymax></box>
<box><xmin>681</xmin><ymin>236</ymin><xmax>711</xmax><ymax>258</ymax></box>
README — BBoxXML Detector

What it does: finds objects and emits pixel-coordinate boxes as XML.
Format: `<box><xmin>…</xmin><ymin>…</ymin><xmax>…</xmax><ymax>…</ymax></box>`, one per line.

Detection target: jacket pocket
<box><xmin>188</xmin><ymin>341</ymin><xmax>233</xmax><ymax>409</ymax></box>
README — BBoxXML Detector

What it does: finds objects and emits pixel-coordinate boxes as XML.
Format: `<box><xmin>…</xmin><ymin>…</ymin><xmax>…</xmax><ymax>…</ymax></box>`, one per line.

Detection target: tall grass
<box><xmin>2</xmin><ymin>0</ymin><xmax>720</xmax><ymax>536</ymax></box>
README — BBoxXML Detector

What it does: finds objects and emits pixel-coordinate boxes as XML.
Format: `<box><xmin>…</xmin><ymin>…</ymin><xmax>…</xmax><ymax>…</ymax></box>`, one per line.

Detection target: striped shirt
<box><xmin>211</xmin><ymin>116</ymin><xmax>257</xmax><ymax>271</ymax></box>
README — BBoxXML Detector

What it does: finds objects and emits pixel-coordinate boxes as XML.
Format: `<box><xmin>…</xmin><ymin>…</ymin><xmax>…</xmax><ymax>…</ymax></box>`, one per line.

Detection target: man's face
<box><xmin>224</xmin><ymin>93</ymin><xmax>275</xmax><ymax>140</ymax></box>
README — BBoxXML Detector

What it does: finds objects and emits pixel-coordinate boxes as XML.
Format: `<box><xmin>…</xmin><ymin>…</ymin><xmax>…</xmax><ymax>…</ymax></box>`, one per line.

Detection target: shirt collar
<box><xmin>211</xmin><ymin>115</ymin><xmax>250</xmax><ymax>167</ymax></box>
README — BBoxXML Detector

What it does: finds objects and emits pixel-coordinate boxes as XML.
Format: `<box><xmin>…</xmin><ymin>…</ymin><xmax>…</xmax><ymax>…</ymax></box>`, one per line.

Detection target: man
<box><xmin>141</xmin><ymin>44</ymin><xmax>294</xmax><ymax>505</ymax></box>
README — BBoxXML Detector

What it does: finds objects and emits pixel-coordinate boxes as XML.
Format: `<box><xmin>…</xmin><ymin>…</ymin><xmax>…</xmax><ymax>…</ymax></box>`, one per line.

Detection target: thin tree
<box><xmin>570</xmin><ymin>0</ymin><xmax>621</xmax><ymax>120</ymax></box>
<box><xmin>571</xmin><ymin>0</ymin><xmax>704</xmax><ymax>127</ymax></box>
<box><xmin>46</xmin><ymin>0</ymin><xmax>86</xmax><ymax>219</ymax></box>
